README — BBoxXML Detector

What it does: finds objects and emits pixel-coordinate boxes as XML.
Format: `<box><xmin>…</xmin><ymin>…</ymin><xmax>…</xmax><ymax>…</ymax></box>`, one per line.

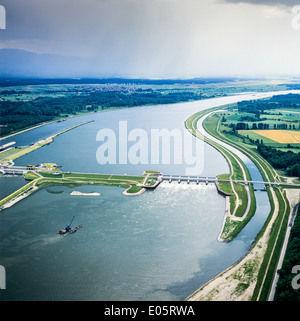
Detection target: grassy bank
<box><xmin>27</xmin><ymin>171</ymin><xmax>146</xmax><ymax>194</ymax></box>
<box><xmin>0</xmin><ymin>117</ymin><xmax>161</xmax><ymax>210</ymax></box>
<box><xmin>0</xmin><ymin>120</ymin><xmax>94</xmax><ymax>164</ymax></box>
<box><xmin>252</xmin><ymin>188</ymin><xmax>290</xmax><ymax>300</ymax></box>
<box><xmin>0</xmin><ymin>180</ymin><xmax>36</xmax><ymax>208</ymax></box>
<box><xmin>202</xmin><ymin>112</ymin><xmax>298</xmax><ymax>300</ymax></box>
<box><xmin>202</xmin><ymin>111</ymin><xmax>297</xmax><ymax>300</ymax></box>
<box><xmin>185</xmin><ymin>107</ymin><xmax>256</xmax><ymax>242</ymax></box>
<box><xmin>0</xmin><ymin>169</ymin><xmax>161</xmax><ymax>211</ymax></box>
<box><xmin>186</xmin><ymin>107</ymin><xmax>300</xmax><ymax>301</ymax></box>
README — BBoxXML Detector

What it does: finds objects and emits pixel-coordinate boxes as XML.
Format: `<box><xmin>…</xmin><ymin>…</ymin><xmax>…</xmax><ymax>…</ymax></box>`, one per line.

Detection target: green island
<box><xmin>0</xmin><ymin>165</ymin><xmax>161</xmax><ymax>210</ymax></box>
<box><xmin>186</xmin><ymin>96</ymin><xmax>300</xmax><ymax>301</ymax></box>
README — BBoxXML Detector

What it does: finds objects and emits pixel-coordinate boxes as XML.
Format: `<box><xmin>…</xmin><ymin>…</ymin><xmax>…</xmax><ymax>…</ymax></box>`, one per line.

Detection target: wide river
<box><xmin>0</xmin><ymin>90</ymin><xmax>297</xmax><ymax>300</ymax></box>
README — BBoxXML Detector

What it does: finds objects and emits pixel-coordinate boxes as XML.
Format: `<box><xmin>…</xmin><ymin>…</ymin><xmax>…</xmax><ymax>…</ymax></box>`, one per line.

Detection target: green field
<box><xmin>222</xmin><ymin>109</ymin><xmax>300</xmax><ymax>129</ymax></box>
<box><xmin>185</xmin><ymin>107</ymin><xmax>300</xmax><ymax>300</ymax></box>
<box><xmin>238</xmin><ymin>130</ymin><xmax>278</xmax><ymax>145</ymax></box>
<box><xmin>198</xmin><ymin>109</ymin><xmax>300</xmax><ymax>301</ymax></box>
<box><xmin>219</xmin><ymin>108</ymin><xmax>300</xmax><ymax>149</ymax></box>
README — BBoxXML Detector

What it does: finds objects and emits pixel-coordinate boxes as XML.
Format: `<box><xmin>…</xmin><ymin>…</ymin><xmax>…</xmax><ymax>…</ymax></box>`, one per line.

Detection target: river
<box><xmin>0</xmin><ymin>90</ymin><xmax>298</xmax><ymax>300</ymax></box>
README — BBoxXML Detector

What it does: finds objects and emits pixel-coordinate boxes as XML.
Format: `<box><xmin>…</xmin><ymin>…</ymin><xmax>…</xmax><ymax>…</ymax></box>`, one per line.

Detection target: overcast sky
<box><xmin>1</xmin><ymin>0</ymin><xmax>300</xmax><ymax>78</ymax></box>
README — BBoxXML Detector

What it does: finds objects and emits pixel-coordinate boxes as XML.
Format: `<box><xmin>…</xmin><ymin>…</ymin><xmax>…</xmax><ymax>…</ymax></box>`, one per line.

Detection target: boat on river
<box><xmin>58</xmin><ymin>216</ymin><xmax>82</xmax><ymax>235</ymax></box>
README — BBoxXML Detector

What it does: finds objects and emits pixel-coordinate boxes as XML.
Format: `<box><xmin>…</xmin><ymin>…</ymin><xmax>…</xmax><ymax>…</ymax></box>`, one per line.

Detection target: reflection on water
<box><xmin>0</xmin><ymin>183</ymin><xmax>252</xmax><ymax>301</ymax></box>
<box><xmin>0</xmin><ymin>92</ymin><xmax>283</xmax><ymax>300</ymax></box>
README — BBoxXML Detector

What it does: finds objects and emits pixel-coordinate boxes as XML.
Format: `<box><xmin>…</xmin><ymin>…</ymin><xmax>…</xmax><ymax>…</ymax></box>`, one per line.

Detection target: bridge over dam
<box><xmin>1</xmin><ymin>166</ymin><xmax>300</xmax><ymax>191</ymax></box>
<box><xmin>0</xmin><ymin>166</ymin><xmax>28</xmax><ymax>175</ymax></box>
<box><xmin>160</xmin><ymin>175</ymin><xmax>300</xmax><ymax>190</ymax></box>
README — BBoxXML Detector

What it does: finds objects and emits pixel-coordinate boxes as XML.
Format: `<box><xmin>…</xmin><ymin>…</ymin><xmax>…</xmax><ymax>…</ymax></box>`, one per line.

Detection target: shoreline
<box><xmin>0</xmin><ymin>184</ymin><xmax>38</xmax><ymax>211</ymax></box>
<box><xmin>186</xmin><ymin>188</ymin><xmax>279</xmax><ymax>301</ymax></box>
<box><xmin>122</xmin><ymin>187</ymin><xmax>146</xmax><ymax>196</ymax></box>
<box><xmin>0</xmin><ymin>121</ymin><xmax>94</xmax><ymax>164</ymax></box>
<box><xmin>2</xmin><ymin>89</ymin><xmax>300</xmax><ymax>300</ymax></box>
<box><xmin>185</xmin><ymin>101</ymin><xmax>300</xmax><ymax>301</ymax></box>
<box><xmin>0</xmin><ymin>93</ymin><xmax>211</xmax><ymax>143</ymax></box>
<box><xmin>217</xmin><ymin>196</ymin><xmax>230</xmax><ymax>242</ymax></box>
<box><xmin>0</xmin><ymin>170</ymin><xmax>153</xmax><ymax>211</ymax></box>
<box><xmin>185</xmin><ymin>108</ymin><xmax>256</xmax><ymax>242</ymax></box>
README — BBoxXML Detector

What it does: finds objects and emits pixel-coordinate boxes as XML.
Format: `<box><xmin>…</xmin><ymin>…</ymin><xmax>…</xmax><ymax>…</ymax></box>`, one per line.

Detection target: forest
<box><xmin>0</xmin><ymin>89</ymin><xmax>202</xmax><ymax>136</ymax></box>
<box><xmin>237</xmin><ymin>93</ymin><xmax>300</xmax><ymax>114</ymax></box>
<box><xmin>0</xmin><ymin>77</ymin><xmax>240</xmax><ymax>87</ymax></box>
<box><xmin>229</xmin><ymin>94</ymin><xmax>300</xmax><ymax>178</ymax></box>
<box><xmin>274</xmin><ymin>205</ymin><xmax>300</xmax><ymax>301</ymax></box>
<box><xmin>257</xmin><ymin>145</ymin><xmax>300</xmax><ymax>178</ymax></box>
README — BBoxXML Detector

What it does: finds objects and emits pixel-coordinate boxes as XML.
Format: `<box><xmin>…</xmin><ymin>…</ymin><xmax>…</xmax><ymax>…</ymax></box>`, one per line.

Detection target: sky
<box><xmin>0</xmin><ymin>0</ymin><xmax>300</xmax><ymax>78</ymax></box>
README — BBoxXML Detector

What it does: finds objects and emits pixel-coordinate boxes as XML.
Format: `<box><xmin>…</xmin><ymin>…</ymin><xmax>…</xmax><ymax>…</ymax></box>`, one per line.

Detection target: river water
<box><xmin>0</xmin><ymin>90</ymin><xmax>297</xmax><ymax>301</ymax></box>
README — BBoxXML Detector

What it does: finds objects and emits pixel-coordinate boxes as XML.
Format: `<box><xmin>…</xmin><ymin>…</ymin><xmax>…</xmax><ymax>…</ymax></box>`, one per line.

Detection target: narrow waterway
<box><xmin>197</xmin><ymin>112</ymin><xmax>265</xmax><ymax>188</ymax></box>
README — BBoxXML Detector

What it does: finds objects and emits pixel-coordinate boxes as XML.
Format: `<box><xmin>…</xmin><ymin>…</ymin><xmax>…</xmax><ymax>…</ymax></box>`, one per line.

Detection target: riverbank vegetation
<box><xmin>1</xmin><ymin>82</ymin><xmax>300</xmax><ymax>301</ymax></box>
<box><xmin>0</xmin><ymin>171</ymin><xmax>144</xmax><ymax>211</ymax></box>
<box><xmin>0</xmin><ymin>87</ymin><xmax>205</xmax><ymax>136</ymax></box>
<box><xmin>0</xmin><ymin>78</ymin><xmax>292</xmax><ymax>137</ymax></box>
<box><xmin>219</xmin><ymin>94</ymin><xmax>300</xmax><ymax>179</ymax></box>
<box><xmin>186</xmin><ymin>99</ymin><xmax>300</xmax><ymax>301</ymax></box>
<box><xmin>28</xmin><ymin>171</ymin><xmax>146</xmax><ymax>193</ymax></box>
<box><xmin>204</xmin><ymin>110</ymin><xmax>299</xmax><ymax>298</ymax></box>
<box><xmin>0</xmin><ymin>121</ymin><xmax>93</xmax><ymax>166</ymax></box>
<box><xmin>0</xmin><ymin>115</ymin><xmax>162</xmax><ymax>210</ymax></box>
<box><xmin>0</xmin><ymin>169</ymin><xmax>162</xmax><ymax>211</ymax></box>
<box><xmin>185</xmin><ymin>107</ymin><xmax>257</xmax><ymax>242</ymax></box>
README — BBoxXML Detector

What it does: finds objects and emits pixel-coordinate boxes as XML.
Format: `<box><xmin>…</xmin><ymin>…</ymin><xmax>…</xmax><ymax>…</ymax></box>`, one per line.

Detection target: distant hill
<box><xmin>0</xmin><ymin>49</ymin><xmax>96</xmax><ymax>78</ymax></box>
<box><xmin>0</xmin><ymin>48</ymin><xmax>254</xmax><ymax>83</ymax></box>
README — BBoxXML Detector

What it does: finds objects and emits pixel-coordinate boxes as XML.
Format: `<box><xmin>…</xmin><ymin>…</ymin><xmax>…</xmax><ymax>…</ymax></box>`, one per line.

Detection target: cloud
<box><xmin>1</xmin><ymin>0</ymin><xmax>300</xmax><ymax>77</ymax></box>
<box><xmin>218</xmin><ymin>0</ymin><xmax>299</xmax><ymax>8</ymax></box>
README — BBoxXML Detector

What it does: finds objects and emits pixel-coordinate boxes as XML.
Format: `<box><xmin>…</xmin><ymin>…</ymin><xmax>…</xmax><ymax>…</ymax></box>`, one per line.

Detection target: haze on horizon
<box><xmin>1</xmin><ymin>0</ymin><xmax>300</xmax><ymax>78</ymax></box>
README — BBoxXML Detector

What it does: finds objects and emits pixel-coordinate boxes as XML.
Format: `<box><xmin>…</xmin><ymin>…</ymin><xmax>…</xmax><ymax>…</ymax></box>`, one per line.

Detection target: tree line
<box><xmin>237</xmin><ymin>93</ymin><xmax>300</xmax><ymax>114</ymax></box>
<box><xmin>0</xmin><ymin>90</ymin><xmax>203</xmax><ymax>136</ymax></box>
<box><xmin>257</xmin><ymin>145</ymin><xmax>300</xmax><ymax>178</ymax></box>
<box><xmin>228</xmin><ymin>122</ymin><xmax>298</xmax><ymax>131</ymax></box>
